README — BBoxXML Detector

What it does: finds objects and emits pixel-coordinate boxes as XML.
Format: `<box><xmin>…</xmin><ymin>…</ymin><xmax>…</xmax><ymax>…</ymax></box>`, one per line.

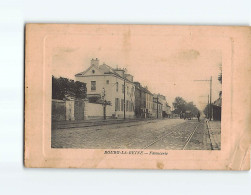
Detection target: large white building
<box><xmin>75</xmin><ymin>58</ymin><xmax>135</xmax><ymax>118</ymax></box>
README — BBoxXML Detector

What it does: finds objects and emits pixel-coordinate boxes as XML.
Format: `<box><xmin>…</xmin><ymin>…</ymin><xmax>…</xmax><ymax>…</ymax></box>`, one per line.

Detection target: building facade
<box><xmin>157</xmin><ymin>94</ymin><xmax>169</xmax><ymax>117</ymax></box>
<box><xmin>145</xmin><ymin>87</ymin><xmax>154</xmax><ymax>117</ymax></box>
<box><xmin>153</xmin><ymin>94</ymin><xmax>163</xmax><ymax>118</ymax></box>
<box><xmin>134</xmin><ymin>82</ymin><xmax>146</xmax><ymax>118</ymax></box>
<box><xmin>212</xmin><ymin>91</ymin><xmax>222</xmax><ymax>121</ymax></box>
<box><xmin>134</xmin><ymin>82</ymin><xmax>154</xmax><ymax>118</ymax></box>
<box><xmin>75</xmin><ymin>58</ymin><xmax>135</xmax><ymax>118</ymax></box>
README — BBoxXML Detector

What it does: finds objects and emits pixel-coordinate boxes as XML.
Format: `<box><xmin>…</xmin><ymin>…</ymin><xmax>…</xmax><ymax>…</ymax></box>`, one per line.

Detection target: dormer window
<box><xmin>92</xmin><ymin>70</ymin><xmax>95</xmax><ymax>74</ymax></box>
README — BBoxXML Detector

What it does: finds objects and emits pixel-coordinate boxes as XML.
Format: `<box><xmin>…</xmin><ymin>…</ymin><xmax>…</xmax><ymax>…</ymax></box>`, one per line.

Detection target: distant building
<box><xmin>75</xmin><ymin>58</ymin><xmax>135</xmax><ymax>118</ymax></box>
<box><xmin>212</xmin><ymin>91</ymin><xmax>222</xmax><ymax>121</ymax></box>
<box><xmin>165</xmin><ymin>104</ymin><xmax>171</xmax><ymax>118</ymax></box>
<box><xmin>157</xmin><ymin>94</ymin><xmax>169</xmax><ymax>117</ymax></box>
<box><xmin>153</xmin><ymin>94</ymin><xmax>163</xmax><ymax>118</ymax></box>
<box><xmin>134</xmin><ymin>82</ymin><xmax>154</xmax><ymax>118</ymax></box>
<box><xmin>145</xmin><ymin>87</ymin><xmax>154</xmax><ymax>117</ymax></box>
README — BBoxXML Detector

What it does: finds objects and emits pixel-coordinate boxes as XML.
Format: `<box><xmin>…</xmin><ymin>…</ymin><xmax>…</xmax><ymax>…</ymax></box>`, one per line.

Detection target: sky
<box><xmin>50</xmin><ymin>26</ymin><xmax>222</xmax><ymax>111</ymax></box>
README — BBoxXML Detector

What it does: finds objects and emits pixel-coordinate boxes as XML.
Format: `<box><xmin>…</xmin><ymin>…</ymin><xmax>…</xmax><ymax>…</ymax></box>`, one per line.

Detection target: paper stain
<box><xmin>178</xmin><ymin>49</ymin><xmax>200</xmax><ymax>60</ymax></box>
<box><xmin>157</xmin><ymin>162</ymin><xmax>164</xmax><ymax>169</ymax></box>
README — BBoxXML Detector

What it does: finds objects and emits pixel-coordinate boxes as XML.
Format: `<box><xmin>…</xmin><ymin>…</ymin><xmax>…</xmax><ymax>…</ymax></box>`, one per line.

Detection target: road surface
<box><xmin>51</xmin><ymin>118</ymin><xmax>212</xmax><ymax>150</ymax></box>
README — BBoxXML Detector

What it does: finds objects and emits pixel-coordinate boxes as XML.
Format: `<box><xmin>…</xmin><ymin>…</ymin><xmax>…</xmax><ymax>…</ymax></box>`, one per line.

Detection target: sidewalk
<box><xmin>206</xmin><ymin>120</ymin><xmax>221</xmax><ymax>150</ymax></box>
<box><xmin>52</xmin><ymin>117</ymin><xmax>166</xmax><ymax>130</ymax></box>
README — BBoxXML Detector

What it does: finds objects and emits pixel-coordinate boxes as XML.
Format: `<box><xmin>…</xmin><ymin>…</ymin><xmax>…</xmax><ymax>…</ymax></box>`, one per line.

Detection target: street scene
<box><xmin>51</xmin><ymin>33</ymin><xmax>222</xmax><ymax>150</ymax></box>
<box><xmin>52</xmin><ymin>117</ymin><xmax>220</xmax><ymax>150</ymax></box>
<box><xmin>51</xmin><ymin>57</ymin><xmax>222</xmax><ymax>150</ymax></box>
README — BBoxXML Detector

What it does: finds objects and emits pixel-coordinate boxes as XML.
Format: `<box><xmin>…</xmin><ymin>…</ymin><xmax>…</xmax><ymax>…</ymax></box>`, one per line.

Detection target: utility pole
<box><xmin>208</xmin><ymin>94</ymin><xmax>209</xmax><ymax>119</ymax></box>
<box><xmin>123</xmin><ymin>70</ymin><xmax>126</xmax><ymax>120</ymax></box>
<box><xmin>194</xmin><ymin>76</ymin><xmax>213</xmax><ymax>120</ymax></box>
<box><xmin>102</xmin><ymin>87</ymin><xmax>106</xmax><ymax>120</ymax></box>
<box><xmin>157</xmin><ymin>95</ymin><xmax>159</xmax><ymax>119</ymax></box>
<box><xmin>209</xmin><ymin>76</ymin><xmax>212</xmax><ymax>121</ymax></box>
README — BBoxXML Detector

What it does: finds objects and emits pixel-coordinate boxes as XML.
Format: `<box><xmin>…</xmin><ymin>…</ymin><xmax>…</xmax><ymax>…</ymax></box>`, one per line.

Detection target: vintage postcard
<box><xmin>25</xmin><ymin>24</ymin><xmax>251</xmax><ymax>170</ymax></box>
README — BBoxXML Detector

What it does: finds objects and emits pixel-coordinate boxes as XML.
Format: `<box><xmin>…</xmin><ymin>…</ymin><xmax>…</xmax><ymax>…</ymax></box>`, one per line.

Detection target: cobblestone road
<box><xmin>51</xmin><ymin>118</ymin><xmax>214</xmax><ymax>150</ymax></box>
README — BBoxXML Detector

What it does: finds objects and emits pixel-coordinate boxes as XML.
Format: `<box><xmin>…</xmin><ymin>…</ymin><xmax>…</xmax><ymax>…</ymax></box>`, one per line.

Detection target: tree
<box><xmin>172</xmin><ymin>97</ymin><xmax>199</xmax><ymax>115</ymax></box>
<box><xmin>52</xmin><ymin>76</ymin><xmax>87</xmax><ymax>100</ymax></box>
<box><xmin>172</xmin><ymin>97</ymin><xmax>187</xmax><ymax>114</ymax></box>
<box><xmin>203</xmin><ymin>104</ymin><xmax>212</xmax><ymax>118</ymax></box>
<box><xmin>185</xmin><ymin>101</ymin><xmax>199</xmax><ymax>116</ymax></box>
<box><xmin>52</xmin><ymin>76</ymin><xmax>65</xmax><ymax>100</ymax></box>
<box><xmin>75</xmin><ymin>81</ymin><xmax>87</xmax><ymax>99</ymax></box>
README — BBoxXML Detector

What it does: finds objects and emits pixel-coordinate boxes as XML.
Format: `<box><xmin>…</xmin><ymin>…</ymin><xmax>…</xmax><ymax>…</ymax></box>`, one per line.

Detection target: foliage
<box><xmin>185</xmin><ymin>101</ymin><xmax>199</xmax><ymax>116</ymax></box>
<box><xmin>172</xmin><ymin>97</ymin><xmax>199</xmax><ymax>116</ymax></box>
<box><xmin>172</xmin><ymin>97</ymin><xmax>187</xmax><ymax>114</ymax></box>
<box><xmin>75</xmin><ymin>81</ymin><xmax>87</xmax><ymax>99</ymax></box>
<box><xmin>203</xmin><ymin>103</ymin><xmax>212</xmax><ymax>117</ymax></box>
<box><xmin>52</xmin><ymin>76</ymin><xmax>87</xmax><ymax>100</ymax></box>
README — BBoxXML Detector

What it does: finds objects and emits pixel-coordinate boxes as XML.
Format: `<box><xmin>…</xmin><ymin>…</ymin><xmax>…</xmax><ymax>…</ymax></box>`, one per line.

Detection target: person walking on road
<box><xmin>197</xmin><ymin>111</ymin><xmax>200</xmax><ymax>122</ymax></box>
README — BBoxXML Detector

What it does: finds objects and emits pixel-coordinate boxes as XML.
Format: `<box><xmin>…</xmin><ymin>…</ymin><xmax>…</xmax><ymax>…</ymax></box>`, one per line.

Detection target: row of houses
<box><xmin>75</xmin><ymin>58</ymin><xmax>171</xmax><ymax>119</ymax></box>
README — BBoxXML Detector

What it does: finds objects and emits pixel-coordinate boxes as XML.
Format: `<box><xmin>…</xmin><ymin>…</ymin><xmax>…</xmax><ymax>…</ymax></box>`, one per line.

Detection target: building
<box><xmin>134</xmin><ymin>82</ymin><xmax>146</xmax><ymax>118</ymax></box>
<box><xmin>134</xmin><ymin>83</ymin><xmax>153</xmax><ymax>118</ymax></box>
<box><xmin>157</xmin><ymin>94</ymin><xmax>169</xmax><ymax>117</ymax></box>
<box><xmin>212</xmin><ymin>91</ymin><xmax>222</xmax><ymax>121</ymax></box>
<box><xmin>165</xmin><ymin>104</ymin><xmax>172</xmax><ymax>118</ymax></box>
<box><xmin>153</xmin><ymin>94</ymin><xmax>163</xmax><ymax>118</ymax></box>
<box><xmin>145</xmin><ymin>87</ymin><xmax>154</xmax><ymax>117</ymax></box>
<box><xmin>75</xmin><ymin>58</ymin><xmax>135</xmax><ymax>118</ymax></box>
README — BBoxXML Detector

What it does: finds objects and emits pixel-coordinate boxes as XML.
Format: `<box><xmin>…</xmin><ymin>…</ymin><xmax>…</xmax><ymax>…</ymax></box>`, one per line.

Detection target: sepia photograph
<box><xmin>25</xmin><ymin>24</ymin><xmax>250</xmax><ymax>170</ymax></box>
<box><xmin>50</xmin><ymin>28</ymin><xmax>222</xmax><ymax>150</ymax></box>
<box><xmin>2</xmin><ymin>1</ymin><xmax>251</xmax><ymax>194</ymax></box>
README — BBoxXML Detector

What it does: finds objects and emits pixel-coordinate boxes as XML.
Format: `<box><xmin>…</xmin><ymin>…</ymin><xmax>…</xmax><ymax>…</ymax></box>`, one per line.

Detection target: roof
<box><xmin>134</xmin><ymin>82</ymin><xmax>153</xmax><ymax>95</ymax></box>
<box><xmin>213</xmin><ymin>97</ymin><xmax>222</xmax><ymax>107</ymax></box>
<box><xmin>75</xmin><ymin>63</ymin><xmax>134</xmax><ymax>84</ymax></box>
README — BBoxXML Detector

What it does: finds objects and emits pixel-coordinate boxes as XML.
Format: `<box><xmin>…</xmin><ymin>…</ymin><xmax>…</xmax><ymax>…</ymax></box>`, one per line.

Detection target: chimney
<box><xmin>91</xmin><ymin>58</ymin><xmax>99</xmax><ymax>67</ymax></box>
<box><xmin>134</xmin><ymin>82</ymin><xmax>140</xmax><ymax>88</ymax></box>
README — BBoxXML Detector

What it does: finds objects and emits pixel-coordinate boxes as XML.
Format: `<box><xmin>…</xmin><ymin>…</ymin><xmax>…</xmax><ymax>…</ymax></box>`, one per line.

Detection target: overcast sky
<box><xmin>51</xmin><ymin>26</ymin><xmax>222</xmax><ymax>111</ymax></box>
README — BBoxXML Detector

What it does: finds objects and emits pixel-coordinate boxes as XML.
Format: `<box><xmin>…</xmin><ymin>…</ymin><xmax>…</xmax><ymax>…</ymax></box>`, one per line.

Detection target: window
<box><xmin>106</xmin><ymin>80</ymin><xmax>109</xmax><ymax>84</ymax></box>
<box><xmin>121</xmin><ymin>99</ymin><xmax>124</xmax><ymax>111</ymax></box>
<box><xmin>116</xmin><ymin>82</ymin><xmax>118</xmax><ymax>92</ymax></box>
<box><xmin>129</xmin><ymin>102</ymin><xmax>133</xmax><ymax>112</ymax></box>
<box><xmin>91</xmin><ymin>81</ymin><xmax>96</xmax><ymax>91</ymax></box>
<box><xmin>127</xmin><ymin>86</ymin><xmax>129</xmax><ymax>95</ymax></box>
<box><xmin>92</xmin><ymin>70</ymin><xmax>95</xmax><ymax>74</ymax></box>
<box><xmin>115</xmin><ymin>98</ymin><xmax>120</xmax><ymax>111</ymax></box>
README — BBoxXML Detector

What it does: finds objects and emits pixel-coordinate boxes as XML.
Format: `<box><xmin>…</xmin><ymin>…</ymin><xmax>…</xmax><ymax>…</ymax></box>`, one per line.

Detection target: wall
<box><xmin>74</xmin><ymin>100</ymin><xmax>85</xmax><ymax>120</ymax></box>
<box><xmin>85</xmin><ymin>102</ymin><xmax>113</xmax><ymax>119</ymax></box>
<box><xmin>52</xmin><ymin>99</ymin><xmax>66</xmax><ymax>121</ymax></box>
<box><xmin>65</xmin><ymin>100</ymin><xmax>75</xmax><ymax>120</ymax></box>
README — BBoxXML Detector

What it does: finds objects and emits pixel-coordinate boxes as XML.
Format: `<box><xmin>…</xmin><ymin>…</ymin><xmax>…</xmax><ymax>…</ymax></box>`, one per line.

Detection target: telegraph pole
<box><xmin>123</xmin><ymin>70</ymin><xmax>126</xmax><ymax>120</ymax></box>
<box><xmin>157</xmin><ymin>95</ymin><xmax>159</xmax><ymax>119</ymax></box>
<box><xmin>208</xmin><ymin>94</ymin><xmax>209</xmax><ymax>119</ymax></box>
<box><xmin>102</xmin><ymin>87</ymin><xmax>106</xmax><ymax>120</ymax></box>
<box><xmin>193</xmin><ymin>76</ymin><xmax>213</xmax><ymax>120</ymax></box>
<box><xmin>209</xmin><ymin>76</ymin><xmax>212</xmax><ymax>121</ymax></box>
